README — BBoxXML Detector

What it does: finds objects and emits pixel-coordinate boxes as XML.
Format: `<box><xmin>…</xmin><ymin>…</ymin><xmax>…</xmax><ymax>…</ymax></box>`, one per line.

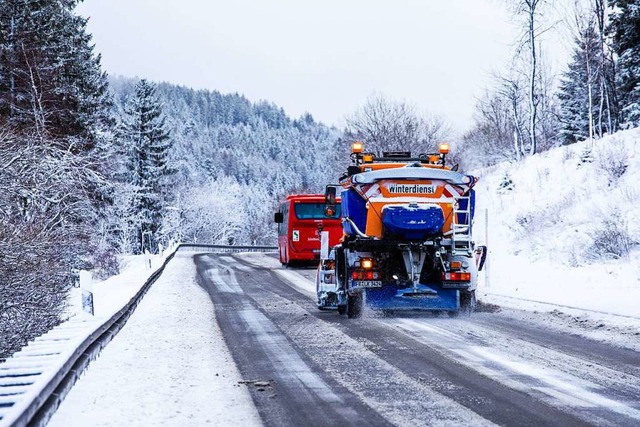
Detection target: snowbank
<box><xmin>49</xmin><ymin>253</ymin><xmax>260</xmax><ymax>427</ymax></box>
<box><xmin>64</xmin><ymin>253</ymin><xmax>168</xmax><ymax>320</ymax></box>
<box><xmin>474</xmin><ymin>129</ymin><xmax>640</xmax><ymax>320</ymax></box>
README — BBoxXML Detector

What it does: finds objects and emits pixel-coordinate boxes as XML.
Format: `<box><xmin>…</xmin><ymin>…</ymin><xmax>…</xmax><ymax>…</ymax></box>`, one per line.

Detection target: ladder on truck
<box><xmin>452</xmin><ymin>194</ymin><xmax>473</xmax><ymax>256</ymax></box>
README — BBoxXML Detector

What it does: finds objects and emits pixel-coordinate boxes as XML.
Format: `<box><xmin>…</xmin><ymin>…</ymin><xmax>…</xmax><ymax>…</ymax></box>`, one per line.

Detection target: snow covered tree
<box><xmin>593</xmin><ymin>0</ymin><xmax>619</xmax><ymax>134</ymax></box>
<box><xmin>607</xmin><ymin>0</ymin><xmax>640</xmax><ymax>128</ymax></box>
<box><xmin>505</xmin><ymin>0</ymin><xmax>549</xmax><ymax>155</ymax></box>
<box><xmin>497</xmin><ymin>72</ymin><xmax>528</xmax><ymax>160</ymax></box>
<box><xmin>559</xmin><ymin>2</ymin><xmax>620</xmax><ymax>144</ymax></box>
<box><xmin>120</xmin><ymin>79</ymin><xmax>174</xmax><ymax>254</ymax></box>
<box><xmin>0</xmin><ymin>0</ymin><xmax>110</xmax><ymax>145</ymax></box>
<box><xmin>0</xmin><ymin>0</ymin><xmax>114</xmax><ymax>261</ymax></box>
<box><xmin>462</xmin><ymin>0</ymin><xmax>560</xmax><ymax>164</ymax></box>
<box><xmin>176</xmin><ymin>177</ymin><xmax>245</xmax><ymax>244</ymax></box>
<box><xmin>0</xmin><ymin>0</ymin><xmax>114</xmax><ymax>359</ymax></box>
<box><xmin>462</xmin><ymin>85</ymin><xmax>524</xmax><ymax>168</ymax></box>
<box><xmin>461</xmin><ymin>55</ymin><xmax>560</xmax><ymax>169</ymax></box>
<box><xmin>559</xmin><ymin>20</ymin><xmax>603</xmax><ymax>143</ymax></box>
<box><xmin>534</xmin><ymin>53</ymin><xmax>562</xmax><ymax>152</ymax></box>
<box><xmin>345</xmin><ymin>93</ymin><xmax>451</xmax><ymax>155</ymax></box>
<box><xmin>108</xmin><ymin>76</ymin><xmax>341</xmax><ymax>247</ymax></box>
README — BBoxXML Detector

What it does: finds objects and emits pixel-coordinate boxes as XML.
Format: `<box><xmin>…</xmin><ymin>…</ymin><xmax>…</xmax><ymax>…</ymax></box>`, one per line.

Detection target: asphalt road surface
<box><xmin>194</xmin><ymin>252</ymin><xmax>640</xmax><ymax>426</ymax></box>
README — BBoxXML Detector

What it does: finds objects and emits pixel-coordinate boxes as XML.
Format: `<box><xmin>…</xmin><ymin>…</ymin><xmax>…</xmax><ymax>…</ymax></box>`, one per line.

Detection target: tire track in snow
<box><xmin>226</xmin><ymin>256</ymin><xmax>640</xmax><ymax>425</ymax></box>
<box><xmin>234</xmin><ymin>261</ymin><xmax>496</xmax><ymax>427</ymax></box>
<box><xmin>236</xmin><ymin>253</ymin><xmax>639</xmax><ymax>426</ymax></box>
<box><xmin>195</xmin><ymin>254</ymin><xmax>389</xmax><ymax>427</ymax></box>
<box><xmin>390</xmin><ymin>318</ymin><xmax>640</xmax><ymax>425</ymax></box>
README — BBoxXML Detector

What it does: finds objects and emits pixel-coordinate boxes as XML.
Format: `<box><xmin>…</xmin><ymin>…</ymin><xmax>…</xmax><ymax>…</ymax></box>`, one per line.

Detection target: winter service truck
<box><xmin>316</xmin><ymin>142</ymin><xmax>486</xmax><ymax>318</ymax></box>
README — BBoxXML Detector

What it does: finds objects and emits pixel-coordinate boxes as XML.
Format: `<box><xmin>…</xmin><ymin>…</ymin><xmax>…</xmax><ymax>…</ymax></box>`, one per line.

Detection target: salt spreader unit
<box><xmin>316</xmin><ymin>142</ymin><xmax>486</xmax><ymax>317</ymax></box>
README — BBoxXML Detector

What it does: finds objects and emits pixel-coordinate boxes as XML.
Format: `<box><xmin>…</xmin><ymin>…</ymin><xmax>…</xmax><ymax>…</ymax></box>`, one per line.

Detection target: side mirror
<box><xmin>325</xmin><ymin>186</ymin><xmax>337</xmax><ymax>205</ymax></box>
<box><xmin>274</xmin><ymin>212</ymin><xmax>283</xmax><ymax>223</ymax></box>
<box><xmin>324</xmin><ymin>186</ymin><xmax>337</xmax><ymax>217</ymax></box>
<box><xmin>475</xmin><ymin>245</ymin><xmax>487</xmax><ymax>271</ymax></box>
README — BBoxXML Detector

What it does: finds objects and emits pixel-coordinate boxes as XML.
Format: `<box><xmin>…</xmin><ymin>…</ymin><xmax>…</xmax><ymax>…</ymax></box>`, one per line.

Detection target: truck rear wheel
<box><xmin>347</xmin><ymin>294</ymin><xmax>363</xmax><ymax>318</ymax></box>
<box><xmin>460</xmin><ymin>290</ymin><xmax>476</xmax><ymax>316</ymax></box>
<box><xmin>448</xmin><ymin>290</ymin><xmax>476</xmax><ymax>318</ymax></box>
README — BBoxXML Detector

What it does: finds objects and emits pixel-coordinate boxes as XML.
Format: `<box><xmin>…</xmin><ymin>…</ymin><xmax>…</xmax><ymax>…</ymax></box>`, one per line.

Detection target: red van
<box><xmin>274</xmin><ymin>194</ymin><xmax>342</xmax><ymax>266</ymax></box>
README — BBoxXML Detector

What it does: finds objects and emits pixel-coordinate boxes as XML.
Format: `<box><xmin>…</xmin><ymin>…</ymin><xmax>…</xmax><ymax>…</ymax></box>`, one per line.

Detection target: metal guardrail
<box><xmin>0</xmin><ymin>244</ymin><xmax>276</xmax><ymax>427</ymax></box>
<box><xmin>177</xmin><ymin>244</ymin><xmax>277</xmax><ymax>253</ymax></box>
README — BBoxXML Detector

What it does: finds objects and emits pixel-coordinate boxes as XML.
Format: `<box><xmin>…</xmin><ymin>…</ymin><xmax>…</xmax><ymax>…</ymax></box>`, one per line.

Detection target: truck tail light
<box><xmin>353</xmin><ymin>270</ymin><xmax>380</xmax><ymax>280</ymax></box>
<box><xmin>359</xmin><ymin>258</ymin><xmax>374</xmax><ymax>269</ymax></box>
<box><xmin>450</xmin><ymin>261</ymin><xmax>462</xmax><ymax>270</ymax></box>
<box><xmin>366</xmin><ymin>271</ymin><xmax>381</xmax><ymax>280</ymax></box>
<box><xmin>441</xmin><ymin>272</ymin><xmax>471</xmax><ymax>282</ymax></box>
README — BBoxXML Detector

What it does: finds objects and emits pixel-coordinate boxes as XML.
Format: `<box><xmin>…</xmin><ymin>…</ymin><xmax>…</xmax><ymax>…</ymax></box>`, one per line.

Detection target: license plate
<box><xmin>353</xmin><ymin>280</ymin><xmax>382</xmax><ymax>288</ymax></box>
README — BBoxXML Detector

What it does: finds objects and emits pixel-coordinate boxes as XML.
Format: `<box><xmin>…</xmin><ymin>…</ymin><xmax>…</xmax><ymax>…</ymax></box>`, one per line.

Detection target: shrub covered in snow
<box><xmin>588</xmin><ymin>214</ymin><xmax>637</xmax><ymax>260</ymax></box>
<box><xmin>593</xmin><ymin>141</ymin><xmax>630</xmax><ymax>185</ymax></box>
<box><xmin>475</xmin><ymin>128</ymin><xmax>640</xmax><ymax>267</ymax></box>
<box><xmin>0</xmin><ymin>132</ymin><xmax>112</xmax><ymax>360</ymax></box>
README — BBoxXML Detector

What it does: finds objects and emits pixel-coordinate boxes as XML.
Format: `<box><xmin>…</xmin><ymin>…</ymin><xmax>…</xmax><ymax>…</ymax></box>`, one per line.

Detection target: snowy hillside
<box><xmin>475</xmin><ymin>129</ymin><xmax>640</xmax><ymax>322</ymax></box>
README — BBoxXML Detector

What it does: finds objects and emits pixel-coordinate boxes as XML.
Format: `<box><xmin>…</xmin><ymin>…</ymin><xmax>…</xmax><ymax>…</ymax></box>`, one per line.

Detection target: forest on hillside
<box><xmin>108</xmin><ymin>76</ymin><xmax>344</xmax><ymax>248</ymax></box>
<box><xmin>2</xmin><ymin>0</ymin><xmax>640</xmax><ymax>360</ymax></box>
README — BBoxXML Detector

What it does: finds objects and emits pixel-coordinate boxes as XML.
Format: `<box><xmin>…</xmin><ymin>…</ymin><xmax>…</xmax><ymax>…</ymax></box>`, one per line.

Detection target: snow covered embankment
<box><xmin>473</xmin><ymin>129</ymin><xmax>640</xmax><ymax>343</ymax></box>
<box><xmin>0</xmin><ymin>251</ymin><xmax>174</xmax><ymax>427</ymax></box>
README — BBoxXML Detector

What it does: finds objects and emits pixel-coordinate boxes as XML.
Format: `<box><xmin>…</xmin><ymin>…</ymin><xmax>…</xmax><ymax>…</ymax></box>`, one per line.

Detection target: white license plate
<box><xmin>353</xmin><ymin>280</ymin><xmax>383</xmax><ymax>288</ymax></box>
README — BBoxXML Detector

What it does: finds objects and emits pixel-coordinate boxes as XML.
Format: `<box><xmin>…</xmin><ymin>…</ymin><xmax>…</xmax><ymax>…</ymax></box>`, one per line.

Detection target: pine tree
<box><xmin>121</xmin><ymin>79</ymin><xmax>174</xmax><ymax>254</ymax></box>
<box><xmin>608</xmin><ymin>0</ymin><xmax>640</xmax><ymax>128</ymax></box>
<box><xmin>0</xmin><ymin>0</ymin><xmax>110</xmax><ymax>145</ymax></box>
<box><xmin>559</xmin><ymin>21</ymin><xmax>602</xmax><ymax>144</ymax></box>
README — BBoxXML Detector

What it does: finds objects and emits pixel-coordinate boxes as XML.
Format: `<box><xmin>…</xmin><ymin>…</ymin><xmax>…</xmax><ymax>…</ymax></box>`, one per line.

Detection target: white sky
<box><xmin>77</xmin><ymin>0</ymin><xmax>556</xmax><ymax>133</ymax></box>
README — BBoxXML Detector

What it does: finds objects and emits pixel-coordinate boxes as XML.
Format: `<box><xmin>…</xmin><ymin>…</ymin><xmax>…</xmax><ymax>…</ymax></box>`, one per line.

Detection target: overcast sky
<box><xmin>77</xmin><ymin>0</ymin><xmax>553</xmax><ymax>133</ymax></box>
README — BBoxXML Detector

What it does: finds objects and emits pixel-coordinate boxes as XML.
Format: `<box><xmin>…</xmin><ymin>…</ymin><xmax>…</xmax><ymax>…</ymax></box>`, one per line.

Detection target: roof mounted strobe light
<box><xmin>352</xmin><ymin>141</ymin><xmax>364</xmax><ymax>154</ymax></box>
<box><xmin>439</xmin><ymin>143</ymin><xmax>450</xmax><ymax>154</ymax></box>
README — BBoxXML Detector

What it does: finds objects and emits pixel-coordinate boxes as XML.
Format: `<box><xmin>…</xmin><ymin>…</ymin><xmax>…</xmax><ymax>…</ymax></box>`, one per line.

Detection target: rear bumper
<box><xmin>287</xmin><ymin>248</ymin><xmax>320</xmax><ymax>261</ymax></box>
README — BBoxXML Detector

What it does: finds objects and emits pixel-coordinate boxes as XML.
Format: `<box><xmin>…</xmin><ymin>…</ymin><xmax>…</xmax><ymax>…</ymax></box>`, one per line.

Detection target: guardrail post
<box><xmin>80</xmin><ymin>270</ymin><xmax>94</xmax><ymax>315</ymax></box>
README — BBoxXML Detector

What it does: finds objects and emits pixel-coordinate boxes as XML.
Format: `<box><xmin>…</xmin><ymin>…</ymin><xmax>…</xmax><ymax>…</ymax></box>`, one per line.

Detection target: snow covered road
<box><xmin>49</xmin><ymin>251</ymin><xmax>640</xmax><ymax>426</ymax></box>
